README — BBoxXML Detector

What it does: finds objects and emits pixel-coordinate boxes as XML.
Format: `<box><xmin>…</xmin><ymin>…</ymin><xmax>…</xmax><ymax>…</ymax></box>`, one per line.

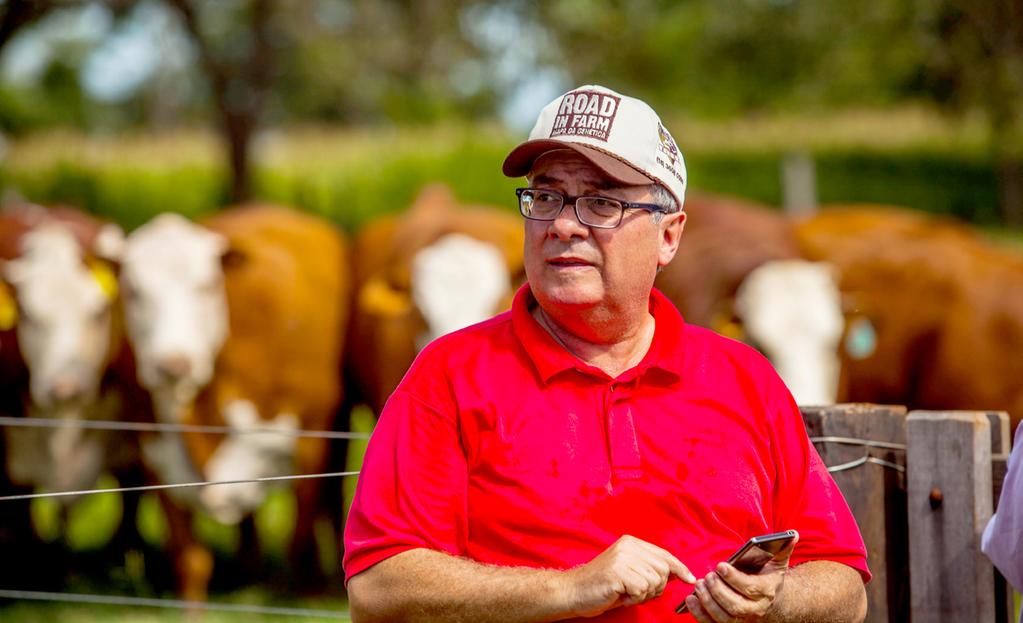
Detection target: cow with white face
<box><xmin>0</xmin><ymin>208</ymin><xmax>126</xmax><ymax>496</ymax></box>
<box><xmin>652</xmin><ymin>194</ymin><xmax>844</xmax><ymax>406</ymax></box>
<box><xmin>411</xmin><ymin>232</ymin><xmax>511</xmax><ymax>349</ymax></box>
<box><xmin>734</xmin><ymin>260</ymin><xmax>845</xmax><ymax>406</ymax></box>
<box><xmin>0</xmin><ymin>206</ymin><xmax>142</xmax><ymax>579</ymax></box>
<box><xmin>120</xmin><ymin>205</ymin><xmax>350</xmax><ymax>600</ymax></box>
<box><xmin>8</xmin><ymin>226</ymin><xmax>115</xmax><ymax>407</ymax></box>
<box><xmin>347</xmin><ymin>185</ymin><xmax>525</xmax><ymax>416</ymax></box>
<box><xmin>120</xmin><ymin>213</ymin><xmax>229</xmax><ymax>422</ymax></box>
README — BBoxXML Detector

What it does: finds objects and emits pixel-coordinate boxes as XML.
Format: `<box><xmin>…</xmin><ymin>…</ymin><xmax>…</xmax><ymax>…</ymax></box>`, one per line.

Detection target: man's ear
<box><xmin>658</xmin><ymin>210</ymin><xmax>686</xmax><ymax>268</ymax></box>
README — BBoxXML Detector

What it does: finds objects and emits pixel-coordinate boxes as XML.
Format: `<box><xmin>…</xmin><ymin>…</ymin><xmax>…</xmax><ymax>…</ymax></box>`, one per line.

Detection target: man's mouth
<box><xmin>547</xmin><ymin>257</ymin><xmax>593</xmax><ymax>268</ymax></box>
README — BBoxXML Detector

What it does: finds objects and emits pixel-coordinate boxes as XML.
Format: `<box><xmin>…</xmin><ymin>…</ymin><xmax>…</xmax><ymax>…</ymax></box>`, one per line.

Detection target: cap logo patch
<box><xmin>655</xmin><ymin>121</ymin><xmax>685</xmax><ymax>184</ymax></box>
<box><xmin>550</xmin><ymin>90</ymin><xmax>620</xmax><ymax>142</ymax></box>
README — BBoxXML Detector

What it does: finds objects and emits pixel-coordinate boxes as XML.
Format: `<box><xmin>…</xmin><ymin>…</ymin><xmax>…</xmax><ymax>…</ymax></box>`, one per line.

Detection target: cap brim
<box><xmin>502</xmin><ymin>140</ymin><xmax>653</xmax><ymax>186</ymax></box>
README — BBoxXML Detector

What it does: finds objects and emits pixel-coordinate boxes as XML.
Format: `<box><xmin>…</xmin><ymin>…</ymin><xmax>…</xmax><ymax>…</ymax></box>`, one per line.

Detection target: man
<box><xmin>344</xmin><ymin>85</ymin><xmax>869</xmax><ymax>622</ymax></box>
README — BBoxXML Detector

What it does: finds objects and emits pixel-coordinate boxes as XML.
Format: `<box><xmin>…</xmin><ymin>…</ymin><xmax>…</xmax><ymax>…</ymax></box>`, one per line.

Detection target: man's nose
<box><xmin>548</xmin><ymin>203</ymin><xmax>588</xmax><ymax>240</ymax></box>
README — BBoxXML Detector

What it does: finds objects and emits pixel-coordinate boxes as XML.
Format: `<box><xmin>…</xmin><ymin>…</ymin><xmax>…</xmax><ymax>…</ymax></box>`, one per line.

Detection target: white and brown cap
<box><xmin>503</xmin><ymin>84</ymin><xmax>687</xmax><ymax>210</ymax></box>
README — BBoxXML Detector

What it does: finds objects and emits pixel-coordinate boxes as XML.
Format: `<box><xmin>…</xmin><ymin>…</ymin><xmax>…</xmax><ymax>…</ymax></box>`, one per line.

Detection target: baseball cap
<box><xmin>503</xmin><ymin>84</ymin><xmax>687</xmax><ymax>211</ymax></box>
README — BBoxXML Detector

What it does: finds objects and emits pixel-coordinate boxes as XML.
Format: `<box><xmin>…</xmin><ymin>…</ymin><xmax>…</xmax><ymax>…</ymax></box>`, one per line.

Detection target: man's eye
<box><xmin>536</xmin><ymin>193</ymin><xmax>558</xmax><ymax>202</ymax></box>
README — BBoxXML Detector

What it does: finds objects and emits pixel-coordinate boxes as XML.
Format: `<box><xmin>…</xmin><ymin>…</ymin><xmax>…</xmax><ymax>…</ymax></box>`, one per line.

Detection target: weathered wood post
<box><xmin>907</xmin><ymin>411</ymin><xmax>997</xmax><ymax>622</ymax></box>
<box><xmin>801</xmin><ymin>404</ymin><xmax>908</xmax><ymax>623</ymax></box>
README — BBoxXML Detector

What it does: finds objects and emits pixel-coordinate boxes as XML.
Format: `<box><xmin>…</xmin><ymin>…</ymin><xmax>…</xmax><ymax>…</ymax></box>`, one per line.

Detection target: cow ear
<box><xmin>93</xmin><ymin>223</ymin><xmax>125</xmax><ymax>263</ymax></box>
<box><xmin>2</xmin><ymin>256</ymin><xmax>27</xmax><ymax>286</ymax></box>
<box><xmin>221</xmin><ymin>247</ymin><xmax>247</xmax><ymax>270</ymax></box>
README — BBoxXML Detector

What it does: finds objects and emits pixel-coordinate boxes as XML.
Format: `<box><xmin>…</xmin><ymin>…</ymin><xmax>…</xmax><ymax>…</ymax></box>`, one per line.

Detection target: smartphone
<box><xmin>674</xmin><ymin>530</ymin><xmax>798</xmax><ymax>615</ymax></box>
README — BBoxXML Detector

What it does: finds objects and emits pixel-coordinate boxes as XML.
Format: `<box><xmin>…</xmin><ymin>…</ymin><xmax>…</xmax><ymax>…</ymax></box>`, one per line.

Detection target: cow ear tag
<box><xmin>844</xmin><ymin>316</ymin><xmax>877</xmax><ymax>360</ymax></box>
<box><xmin>89</xmin><ymin>261</ymin><xmax>118</xmax><ymax>301</ymax></box>
<box><xmin>0</xmin><ymin>284</ymin><xmax>17</xmax><ymax>330</ymax></box>
<box><xmin>359</xmin><ymin>276</ymin><xmax>413</xmax><ymax>317</ymax></box>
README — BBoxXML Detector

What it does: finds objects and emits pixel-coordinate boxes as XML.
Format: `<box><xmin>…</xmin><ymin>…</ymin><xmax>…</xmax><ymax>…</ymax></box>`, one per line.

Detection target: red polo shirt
<box><xmin>344</xmin><ymin>286</ymin><xmax>869</xmax><ymax>621</ymax></box>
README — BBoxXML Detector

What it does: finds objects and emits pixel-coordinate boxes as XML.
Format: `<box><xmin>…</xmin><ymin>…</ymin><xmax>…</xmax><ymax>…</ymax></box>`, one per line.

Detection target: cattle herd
<box><xmin>0</xmin><ymin>186</ymin><xmax>1020</xmax><ymax>601</ymax></box>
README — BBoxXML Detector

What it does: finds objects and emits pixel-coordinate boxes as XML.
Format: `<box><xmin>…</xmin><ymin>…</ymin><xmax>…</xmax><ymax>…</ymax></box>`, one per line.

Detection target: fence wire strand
<box><xmin>0</xmin><ymin>589</ymin><xmax>347</xmax><ymax>619</ymax></box>
<box><xmin>0</xmin><ymin>470</ymin><xmax>361</xmax><ymax>502</ymax></box>
<box><xmin>810</xmin><ymin>435</ymin><xmax>907</xmax><ymax>473</ymax></box>
<box><xmin>809</xmin><ymin>435</ymin><xmax>907</xmax><ymax>451</ymax></box>
<box><xmin>825</xmin><ymin>454</ymin><xmax>906</xmax><ymax>473</ymax></box>
<box><xmin>0</xmin><ymin>415</ymin><xmax>371</xmax><ymax>440</ymax></box>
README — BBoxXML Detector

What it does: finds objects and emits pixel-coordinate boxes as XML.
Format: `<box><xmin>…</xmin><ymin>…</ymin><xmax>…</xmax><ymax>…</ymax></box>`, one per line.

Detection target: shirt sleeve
<box><xmin>981</xmin><ymin>422</ymin><xmax>1023</xmax><ymax>593</ymax></box>
<box><xmin>342</xmin><ymin>360</ymin><xmax>468</xmax><ymax>583</ymax></box>
<box><xmin>763</xmin><ymin>366</ymin><xmax>872</xmax><ymax>583</ymax></box>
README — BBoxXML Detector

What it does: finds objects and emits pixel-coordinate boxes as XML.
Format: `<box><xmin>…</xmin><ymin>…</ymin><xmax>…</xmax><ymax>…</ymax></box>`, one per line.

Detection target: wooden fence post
<box><xmin>801</xmin><ymin>404</ymin><xmax>908</xmax><ymax>623</ymax></box>
<box><xmin>907</xmin><ymin>411</ymin><xmax>996</xmax><ymax>623</ymax></box>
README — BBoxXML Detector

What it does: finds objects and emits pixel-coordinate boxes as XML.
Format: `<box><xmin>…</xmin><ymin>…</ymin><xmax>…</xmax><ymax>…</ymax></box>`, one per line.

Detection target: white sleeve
<box><xmin>982</xmin><ymin>421</ymin><xmax>1023</xmax><ymax>596</ymax></box>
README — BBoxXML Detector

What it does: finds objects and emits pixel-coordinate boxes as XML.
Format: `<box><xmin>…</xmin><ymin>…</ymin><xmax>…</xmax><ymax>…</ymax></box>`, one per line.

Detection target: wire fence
<box><xmin>0</xmin><ymin>413</ymin><xmax>364</xmax><ymax>618</ymax></box>
<box><xmin>0</xmin><ymin>415</ymin><xmax>371</xmax><ymax>440</ymax></box>
<box><xmin>0</xmin><ymin>415</ymin><xmax>910</xmax><ymax>616</ymax></box>
<box><xmin>809</xmin><ymin>435</ymin><xmax>907</xmax><ymax>474</ymax></box>
<box><xmin>0</xmin><ymin>470</ymin><xmax>361</xmax><ymax>502</ymax></box>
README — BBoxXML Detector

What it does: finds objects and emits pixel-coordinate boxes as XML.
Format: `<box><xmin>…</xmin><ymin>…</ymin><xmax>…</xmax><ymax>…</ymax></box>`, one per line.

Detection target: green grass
<box><xmin>0</xmin><ymin>110</ymin><xmax>1010</xmax><ymax>234</ymax></box>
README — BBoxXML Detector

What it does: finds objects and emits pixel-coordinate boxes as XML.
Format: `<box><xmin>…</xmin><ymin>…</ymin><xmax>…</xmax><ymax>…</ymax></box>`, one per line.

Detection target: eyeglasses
<box><xmin>516</xmin><ymin>188</ymin><xmax>670</xmax><ymax>229</ymax></box>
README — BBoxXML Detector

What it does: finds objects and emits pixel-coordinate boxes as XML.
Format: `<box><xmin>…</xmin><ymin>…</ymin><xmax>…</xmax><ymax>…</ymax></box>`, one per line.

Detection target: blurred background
<box><xmin>0</xmin><ymin>0</ymin><xmax>1020</xmax><ymax>230</ymax></box>
<box><xmin>0</xmin><ymin>0</ymin><xmax>1020</xmax><ymax>621</ymax></box>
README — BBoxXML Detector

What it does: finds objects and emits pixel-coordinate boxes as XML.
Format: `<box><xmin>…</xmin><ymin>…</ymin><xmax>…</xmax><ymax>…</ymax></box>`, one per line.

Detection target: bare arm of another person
<box><xmin>348</xmin><ymin>535</ymin><xmax>696</xmax><ymax>623</ymax></box>
<box><xmin>688</xmin><ymin>557</ymin><xmax>866</xmax><ymax>623</ymax></box>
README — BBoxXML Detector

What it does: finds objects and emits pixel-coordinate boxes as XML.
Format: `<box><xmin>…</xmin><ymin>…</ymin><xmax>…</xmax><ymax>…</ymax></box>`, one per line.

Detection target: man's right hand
<box><xmin>561</xmin><ymin>535</ymin><xmax>696</xmax><ymax>618</ymax></box>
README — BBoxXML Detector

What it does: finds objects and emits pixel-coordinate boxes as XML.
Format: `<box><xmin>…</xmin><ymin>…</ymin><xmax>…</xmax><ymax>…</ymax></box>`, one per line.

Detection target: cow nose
<box><xmin>50</xmin><ymin>376</ymin><xmax>83</xmax><ymax>402</ymax></box>
<box><xmin>156</xmin><ymin>354</ymin><xmax>191</xmax><ymax>380</ymax></box>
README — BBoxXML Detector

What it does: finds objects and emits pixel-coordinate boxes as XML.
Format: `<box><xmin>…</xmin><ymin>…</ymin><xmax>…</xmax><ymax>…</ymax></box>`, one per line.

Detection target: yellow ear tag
<box><xmin>718</xmin><ymin>320</ymin><xmax>746</xmax><ymax>342</ymax></box>
<box><xmin>0</xmin><ymin>286</ymin><xmax>17</xmax><ymax>330</ymax></box>
<box><xmin>711</xmin><ymin>310</ymin><xmax>746</xmax><ymax>342</ymax></box>
<box><xmin>359</xmin><ymin>277</ymin><xmax>413</xmax><ymax>318</ymax></box>
<box><xmin>89</xmin><ymin>262</ymin><xmax>119</xmax><ymax>301</ymax></box>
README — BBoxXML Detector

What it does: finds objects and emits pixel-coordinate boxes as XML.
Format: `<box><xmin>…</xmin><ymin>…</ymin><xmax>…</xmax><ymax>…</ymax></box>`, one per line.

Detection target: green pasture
<box><xmin>0</xmin><ymin>109</ymin><xmax>1010</xmax><ymax>233</ymax></box>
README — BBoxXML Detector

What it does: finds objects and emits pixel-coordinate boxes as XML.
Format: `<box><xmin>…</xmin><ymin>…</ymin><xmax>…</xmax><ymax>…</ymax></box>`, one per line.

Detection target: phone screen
<box><xmin>675</xmin><ymin>530</ymin><xmax>797</xmax><ymax>615</ymax></box>
<box><xmin>728</xmin><ymin>531</ymin><xmax>797</xmax><ymax>573</ymax></box>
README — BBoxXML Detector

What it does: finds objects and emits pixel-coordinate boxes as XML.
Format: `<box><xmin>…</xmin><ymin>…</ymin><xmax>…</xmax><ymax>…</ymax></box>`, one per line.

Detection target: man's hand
<box><xmin>561</xmin><ymin>535</ymin><xmax>696</xmax><ymax>618</ymax></box>
<box><xmin>683</xmin><ymin>538</ymin><xmax>796</xmax><ymax>622</ymax></box>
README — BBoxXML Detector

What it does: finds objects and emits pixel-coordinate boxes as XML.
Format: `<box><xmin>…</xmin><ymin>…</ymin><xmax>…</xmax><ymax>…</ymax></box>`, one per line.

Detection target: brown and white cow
<box><xmin>654</xmin><ymin>193</ymin><xmax>845</xmax><ymax>405</ymax></box>
<box><xmin>346</xmin><ymin>184</ymin><xmax>525</xmax><ymax>415</ymax></box>
<box><xmin>0</xmin><ymin>203</ymin><xmax>138</xmax><ymax>570</ymax></box>
<box><xmin>796</xmin><ymin>205</ymin><xmax>1023</xmax><ymax>431</ymax></box>
<box><xmin>119</xmin><ymin>204</ymin><xmax>350</xmax><ymax>599</ymax></box>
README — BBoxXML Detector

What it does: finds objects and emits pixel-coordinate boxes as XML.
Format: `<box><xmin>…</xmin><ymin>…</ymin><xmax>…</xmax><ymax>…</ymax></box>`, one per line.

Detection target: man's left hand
<box><xmin>683</xmin><ymin>542</ymin><xmax>794</xmax><ymax>622</ymax></box>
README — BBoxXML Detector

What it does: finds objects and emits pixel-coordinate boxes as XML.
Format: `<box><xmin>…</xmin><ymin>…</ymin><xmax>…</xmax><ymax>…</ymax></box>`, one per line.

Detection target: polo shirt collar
<box><xmin>511</xmin><ymin>284</ymin><xmax>686</xmax><ymax>384</ymax></box>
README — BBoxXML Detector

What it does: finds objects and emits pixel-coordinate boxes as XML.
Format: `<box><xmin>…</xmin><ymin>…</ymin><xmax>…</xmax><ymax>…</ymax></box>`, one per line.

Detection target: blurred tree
<box><xmin>0</xmin><ymin>0</ymin><xmax>56</xmax><ymax>50</ymax></box>
<box><xmin>164</xmin><ymin>0</ymin><xmax>276</xmax><ymax>202</ymax></box>
<box><xmin>520</xmin><ymin>0</ymin><xmax>927</xmax><ymax>116</ymax></box>
<box><xmin>0</xmin><ymin>1</ymin><xmax>138</xmax><ymax>134</ymax></box>
<box><xmin>273</xmin><ymin>0</ymin><xmax>496</xmax><ymax>124</ymax></box>
<box><xmin>914</xmin><ymin>0</ymin><xmax>1023</xmax><ymax>226</ymax></box>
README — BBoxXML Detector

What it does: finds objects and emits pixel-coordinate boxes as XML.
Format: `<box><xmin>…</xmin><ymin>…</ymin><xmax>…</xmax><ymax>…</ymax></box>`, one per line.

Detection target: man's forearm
<box><xmin>347</xmin><ymin>548</ymin><xmax>573</xmax><ymax>623</ymax></box>
<box><xmin>764</xmin><ymin>561</ymin><xmax>867</xmax><ymax>623</ymax></box>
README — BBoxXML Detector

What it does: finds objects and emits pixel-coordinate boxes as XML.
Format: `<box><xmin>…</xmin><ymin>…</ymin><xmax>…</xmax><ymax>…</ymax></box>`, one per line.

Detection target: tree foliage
<box><xmin>0</xmin><ymin>0</ymin><xmax>1021</xmax><ymax>220</ymax></box>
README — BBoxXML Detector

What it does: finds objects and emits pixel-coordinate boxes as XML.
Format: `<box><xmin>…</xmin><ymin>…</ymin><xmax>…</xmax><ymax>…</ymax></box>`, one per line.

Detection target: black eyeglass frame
<box><xmin>515</xmin><ymin>187</ymin><xmax>671</xmax><ymax>229</ymax></box>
